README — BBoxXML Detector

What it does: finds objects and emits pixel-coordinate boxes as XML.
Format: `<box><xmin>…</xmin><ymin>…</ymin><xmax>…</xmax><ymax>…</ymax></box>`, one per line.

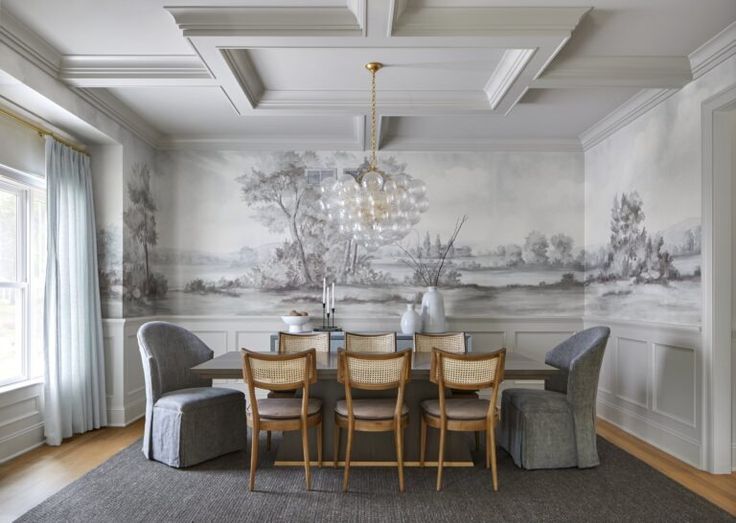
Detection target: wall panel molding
<box><xmin>587</xmin><ymin>318</ymin><xmax>703</xmax><ymax>468</ymax></box>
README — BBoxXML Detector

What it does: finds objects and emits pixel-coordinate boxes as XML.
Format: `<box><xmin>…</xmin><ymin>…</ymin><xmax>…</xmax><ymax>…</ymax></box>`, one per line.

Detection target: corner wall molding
<box><xmin>578</xmin><ymin>88</ymin><xmax>679</xmax><ymax>150</ymax></box>
<box><xmin>76</xmin><ymin>89</ymin><xmax>162</xmax><ymax>147</ymax></box>
<box><xmin>580</xmin><ymin>21</ymin><xmax>736</xmax><ymax>151</ymax></box>
<box><xmin>0</xmin><ymin>8</ymin><xmax>61</xmax><ymax>77</ymax></box>
<box><xmin>690</xmin><ymin>20</ymin><xmax>736</xmax><ymax>80</ymax></box>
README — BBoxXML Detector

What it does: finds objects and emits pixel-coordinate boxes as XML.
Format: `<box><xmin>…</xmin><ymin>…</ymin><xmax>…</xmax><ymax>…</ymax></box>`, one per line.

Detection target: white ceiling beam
<box><xmin>60</xmin><ymin>55</ymin><xmax>216</xmax><ymax>87</ymax></box>
<box><xmin>390</xmin><ymin>6</ymin><xmax>591</xmax><ymax>37</ymax></box>
<box><xmin>165</xmin><ymin>5</ymin><xmax>364</xmax><ymax>37</ymax></box>
<box><xmin>484</xmin><ymin>49</ymin><xmax>535</xmax><ymax>110</ymax></box>
<box><xmin>380</xmin><ymin>136</ymin><xmax>582</xmax><ymax>152</ymax></box>
<box><xmin>532</xmin><ymin>56</ymin><xmax>693</xmax><ymax>89</ymax></box>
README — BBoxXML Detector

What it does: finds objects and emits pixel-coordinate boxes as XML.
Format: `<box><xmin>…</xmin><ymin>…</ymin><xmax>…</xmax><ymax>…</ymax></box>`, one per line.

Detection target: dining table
<box><xmin>192</xmin><ymin>348</ymin><xmax>558</xmax><ymax>467</ymax></box>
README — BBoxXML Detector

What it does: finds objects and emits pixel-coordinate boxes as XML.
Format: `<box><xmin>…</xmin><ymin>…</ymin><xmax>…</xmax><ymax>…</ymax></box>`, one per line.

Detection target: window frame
<box><xmin>0</xmin><ymin>163</ymin><xmax>45</xmax><ymax>388</ymax></box>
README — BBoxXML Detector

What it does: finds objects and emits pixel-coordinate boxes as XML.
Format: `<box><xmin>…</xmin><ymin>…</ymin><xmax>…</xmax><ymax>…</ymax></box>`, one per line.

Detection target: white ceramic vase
<box><xmin>420</xmin><ymin>286</ymin><xmax>446</xmax><ymax>333</ymax></box>
<box><xmin>400</xmin><ymin>304</ymin><xmax>421</xmax><ymax>335</ymax></box>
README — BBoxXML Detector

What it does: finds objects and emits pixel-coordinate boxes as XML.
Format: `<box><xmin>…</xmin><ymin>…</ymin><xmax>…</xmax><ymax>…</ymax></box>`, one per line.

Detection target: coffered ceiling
<box><xmin>1</xmin><ymin>0</ymin><xmax>735</xmax><ymax>151</ymax></box>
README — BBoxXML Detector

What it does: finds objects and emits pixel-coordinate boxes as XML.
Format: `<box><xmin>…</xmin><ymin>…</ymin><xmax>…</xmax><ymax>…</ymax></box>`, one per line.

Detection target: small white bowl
<box><xmin>280</xmin><ymin>315</ymin><xmax>310</xmax><ymax>333</ymax></box>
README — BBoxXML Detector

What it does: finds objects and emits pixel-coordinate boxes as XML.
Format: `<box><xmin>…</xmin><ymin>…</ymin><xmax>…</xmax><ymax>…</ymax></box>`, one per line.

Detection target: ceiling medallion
<box><xmin>321</xmin><ymin>62</ymin><xmax>429</xmax><ymax>248</ymax></box>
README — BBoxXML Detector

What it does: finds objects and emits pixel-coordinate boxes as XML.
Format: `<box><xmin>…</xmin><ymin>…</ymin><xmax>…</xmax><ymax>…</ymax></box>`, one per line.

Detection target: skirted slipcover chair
<box><xmin>498</xmin><ymin>326</ymin><xmax>610</xmax><ymax>470</ymax></box>
<box><xmin>138</xmin><ymin>321</ymin><xmax>246</xmax><ymax>468</ymax></box>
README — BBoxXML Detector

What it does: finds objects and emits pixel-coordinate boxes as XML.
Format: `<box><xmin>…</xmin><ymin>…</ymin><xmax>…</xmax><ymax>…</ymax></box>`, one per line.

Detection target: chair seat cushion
<box><xmin>155</xmin><ymin>387</ymin><xmax>244</xmax><ymax>413</ymax></box>
<box><xmin>335</xmin><ymin>399</ymin><xmax>409</xmax><ymax>420</ymax></box>
<box><xmin>249</xmin><ymin>398</ymin><xmax>322</xmax><ymax>419</ymax></box>
<box><xmin>420</xmin><ymin>398</ymin><xmax>492</xmax><ymax>420</ymax></box>
<box><xmin>503</xmin><ymin>388</ymin><xmax>570</xmax><ymax>414</ymax></box>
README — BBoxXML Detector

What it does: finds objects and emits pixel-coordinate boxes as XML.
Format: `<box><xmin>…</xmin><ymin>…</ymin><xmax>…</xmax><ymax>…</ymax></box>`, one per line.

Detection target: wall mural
<box><xmin>116</xmin><ymin>150</ymin><xmax>588</xmax><ymax>318</ymax></box>
<box><xmin>103</xmin><ymin>148</ymin><xmax>700</xmax><ymax>323</ymax></box>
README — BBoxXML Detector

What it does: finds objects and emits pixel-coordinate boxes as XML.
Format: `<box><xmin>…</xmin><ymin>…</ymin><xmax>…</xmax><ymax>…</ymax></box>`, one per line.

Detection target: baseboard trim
<box><xmin>0</xmin><ymin>422</ymin><xmax>45</xmax><ymax>464</ymax></box>
<box><xmin>597</xmin><ymin>399</ymin><xmax>701</xmax><ymax>468</ymax></box>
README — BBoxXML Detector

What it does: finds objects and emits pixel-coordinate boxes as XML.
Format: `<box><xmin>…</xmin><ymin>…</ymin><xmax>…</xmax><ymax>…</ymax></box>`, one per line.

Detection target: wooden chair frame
<box><xmin>417</xmin><ymin>332</ymin><xmax>483</xmax><ymax>450</ymax></box>
<box><xmin>266</xmin><ymin>332</ymin><xmax>330</xmax><ymax>450</ymax></box>
<box><xmin>242</xmin><ymin>348</ymin><xmax>322</xmax><ymax>491</ymax></box>
<box><xmin>344</xmin><ymin>331</ymin><xmax>397</xmax><ymax>353</ymax></box>
<box><xmin>421</xmin><ymin>348</ymin><xmax>506</xmax><ymax>491</ymax></box>
<box><xmin>333</xmin><ymin>349</ymin><xmax>412</xmax><ymax>492</ymax></box>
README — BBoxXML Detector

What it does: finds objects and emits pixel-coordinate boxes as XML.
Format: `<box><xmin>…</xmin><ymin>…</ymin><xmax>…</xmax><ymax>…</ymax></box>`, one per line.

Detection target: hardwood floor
<box><xmin>0</xmin><ymin>419</ymin><xmax>144</xmax><ymax>523</ymax></box>
<box><xmin>0</xmin><ymin>418</ymin><xmax>733</xmax><ymax>520</ymax></box>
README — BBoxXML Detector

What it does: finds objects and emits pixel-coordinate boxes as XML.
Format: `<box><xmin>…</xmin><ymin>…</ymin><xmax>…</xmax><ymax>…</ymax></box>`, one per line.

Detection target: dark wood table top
<box><xmin>192</xmin><ymin>350</ymin><xmax>558</xmax><ymax>380</ymax></box>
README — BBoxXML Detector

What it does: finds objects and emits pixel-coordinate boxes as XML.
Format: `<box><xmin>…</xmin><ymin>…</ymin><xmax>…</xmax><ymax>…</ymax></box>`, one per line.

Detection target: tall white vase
<box><xmin>420</xmin><ymin>286</ymin><xmax>446</xmax><ymax>333</ymax></box>
<box><xmin>400</xmin><ymin>304</ymin><xmax>421</xmax><ymax>335</ymax></box>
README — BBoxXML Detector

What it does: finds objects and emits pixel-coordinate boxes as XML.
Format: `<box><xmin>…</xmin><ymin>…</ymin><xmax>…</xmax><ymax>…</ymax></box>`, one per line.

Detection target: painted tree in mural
<box><xmin>236</xmin><ymin>152</ymin><xmax>414</xmax><ymax>289</ymax></box>
<box><xmin>523</xmin><ymin>230</ymin><xmax>549</xmax><ymax>265</ymax></box>
<box><xmin>123</xmin><ymin>163</ymin><xmax>167</xmax><ymax>299</ymax></box>
<box><xmin>548</xmin><ymin>233</ymin><xmax>575</xmax><ymax>266</ymax></box>
<box><xmin>601</xmin><ymin>191</ymin><xmax>678</xmax><ymax>282</ymax></box>
<box><xmin>236</xmin><ymin>151</ymin><xmax>317</xmax><ymax>284</ymax></box>
<box><xmin>606</xmin><ymin>191</ymin><xmax>647</xmax><ymax>278</ymax></box>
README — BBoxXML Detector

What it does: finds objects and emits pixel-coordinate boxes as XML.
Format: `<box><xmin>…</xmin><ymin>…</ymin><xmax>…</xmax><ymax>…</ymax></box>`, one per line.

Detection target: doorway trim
<box><xmin>701</xmin><ymin>84</ymin><xmax>736</xmax><ymax>473</ymax></box>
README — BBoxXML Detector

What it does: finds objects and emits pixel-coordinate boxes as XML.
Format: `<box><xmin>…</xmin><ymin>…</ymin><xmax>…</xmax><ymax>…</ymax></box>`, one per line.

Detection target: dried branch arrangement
<box><xmin>398</xmin><ymin>215</ymin><xmax>468</xmax><ymax>287</ymax></box>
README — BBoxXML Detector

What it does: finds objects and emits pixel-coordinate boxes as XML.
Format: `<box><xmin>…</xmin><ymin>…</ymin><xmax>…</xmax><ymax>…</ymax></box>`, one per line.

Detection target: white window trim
<box><xmin>0</xmin><ymin>162</ymin><xmax>45</xmax><ymax>388</ymax></box>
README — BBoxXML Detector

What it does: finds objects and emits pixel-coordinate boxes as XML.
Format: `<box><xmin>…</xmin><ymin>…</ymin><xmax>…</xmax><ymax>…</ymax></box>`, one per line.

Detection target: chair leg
<box><xmin>343</xmin><ymin>425</ymin><xmax>353</xmax><ymax>492</ymax></box>
<box><xmin>333</xmin><ymin>424</ymin><xmax>340</xmax><ymax>468</ymax></box>
<box><xmin>436</xmin><ymin>424</ymin><xmax>446</xmax><ymax>492</ymax></box>
<box><xmin>489</xmin><ymin>423</ymin><xmax>498</xmax><ymax>491</ymax></box>
<box><xmin>266</xmin><ymin>430</ymin><xmax>272</xmax><ymax>451</ymax></box>
<box><xmin>301</xmin><ymin>424</ymin><xmax>312</xmax><ymax>491</ymax></box>
<box><xmin>395</xmin><ymin>425</ymin><xmax>405</xmax><ymax>493</ymax></box>
<box><xmin>475</xmin><ymin>431</ymin><xmax>480</xmax><ymax>451</ymax></box>
<box><xmin>317</xmin><ymin>421</ymin><xmax>323</xmax><ymax>468</ymax></box>
<box><xmin>249</xmin><ymin>428</ymin><xmax>259</xmax><ymax>492</ymax></box>
<box><xmin>419</xmin><ymin>417</ymin><xmax>427</xmax><ymax>467</ymax></box>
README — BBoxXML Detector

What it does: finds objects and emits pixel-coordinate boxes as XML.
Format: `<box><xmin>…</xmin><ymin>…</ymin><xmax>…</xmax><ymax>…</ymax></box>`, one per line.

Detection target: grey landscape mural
<box><xmin>99</xmin><ymin>148</ymin><xmax>699</xmax><ymax>322</ymax></box>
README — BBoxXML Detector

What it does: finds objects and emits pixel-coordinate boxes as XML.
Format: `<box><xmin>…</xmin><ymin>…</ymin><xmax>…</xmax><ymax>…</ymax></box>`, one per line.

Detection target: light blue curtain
<box><xmin>43</xmin><ymin>137</ymin><xmax>107</xmax><ymax>446</ymax></box>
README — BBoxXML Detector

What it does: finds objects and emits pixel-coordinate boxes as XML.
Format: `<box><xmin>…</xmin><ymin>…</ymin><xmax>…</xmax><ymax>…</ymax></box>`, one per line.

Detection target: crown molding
<box><xmin>60</xmin><ymin>55</ymin><xmax>215</xmax><ymax>87</ymax></box>
<box><xmin>220</xmin><ymin>49</ymin><xmax>264</xmax><ymax>109</ymax></box>
<box><xmin>380</xmin><ymin>136</ymin><xmax>582</xmax><ymax>153</ymax></box>
<box><xmin>75</xmin><ymin>89</ymin><xmax>162</xmax><ymax>147</ymax></box>
<box><xmin>533</xmin><ymin>56</ymin><xmax>692</xmax><ymax>89</ymax></box>
<box><xmin>580</xmin><ymin>21</ymin><xmax>736</xmax><ymax>151</ymax></box>
<box><xmin>0</xmin><ymin>7</ymin><xmax>161</xmax><ymax>147</ymax></box>
<box><xmin>578</xmin><ymin>88</ymin><xmax>678</xmax><ymax>151</ymax></box>
<box><xmin>164</xmin><ymin>5</ymin><xmax>364</xmax><ymax>37</ymax></box>
<box><xmin>390</xmin><ymin>6</ymin><xmax>591</xmax><ymax>37</ymax></box>
<box><xmin>0</xmin><ymin>8</ymin><xmax>61</xmax><ymax>77</ymax></box>
<box><xmin>484</xmin><ymin>49</ymin><xmax>535</xmax><ymax>110</ymax></box>
<box><xmin>690</xmin><ymin>20</ymin><xmax>736</xmax><ymax>80</ymax></box>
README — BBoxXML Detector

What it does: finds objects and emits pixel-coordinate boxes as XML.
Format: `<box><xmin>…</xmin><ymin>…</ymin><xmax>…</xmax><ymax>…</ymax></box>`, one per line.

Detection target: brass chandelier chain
<box><xmin>365</xmin><ymin>62</ymin><xmax>383</xmax><ymax>171</ymax></box>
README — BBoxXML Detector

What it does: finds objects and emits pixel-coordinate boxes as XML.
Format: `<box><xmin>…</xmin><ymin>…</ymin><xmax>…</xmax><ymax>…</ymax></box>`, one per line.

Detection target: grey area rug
<box><xmin>17</xmin><ymin>435</ymin><xmax>732</xmax><ymax>523</ymax></box>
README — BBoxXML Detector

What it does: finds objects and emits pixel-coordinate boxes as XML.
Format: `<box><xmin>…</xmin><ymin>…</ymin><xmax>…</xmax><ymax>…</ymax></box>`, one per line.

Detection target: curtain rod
<box><xmin>0</xmin><ymin>106</ymin><xmax>89</xmax><ymax>156</ymax></box>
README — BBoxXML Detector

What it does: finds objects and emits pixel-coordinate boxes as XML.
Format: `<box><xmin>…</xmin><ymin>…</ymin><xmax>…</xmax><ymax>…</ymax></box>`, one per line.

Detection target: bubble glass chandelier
<box><xmin>320</xmin><ymin>62</ymin><xmax>429</xmax><ymax>248</ymax></box>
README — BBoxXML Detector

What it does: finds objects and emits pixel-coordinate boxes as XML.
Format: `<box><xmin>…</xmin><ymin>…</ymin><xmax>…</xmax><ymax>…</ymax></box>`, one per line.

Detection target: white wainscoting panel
<box><xmin>0</xmin><ymin>382</ymin><xmax>44</xmax><ymax>463</ymax></box>
<box><xmin>587</xmin><ymin>317</ymin><xmax>703</xmax><ymax>468</ymax></box>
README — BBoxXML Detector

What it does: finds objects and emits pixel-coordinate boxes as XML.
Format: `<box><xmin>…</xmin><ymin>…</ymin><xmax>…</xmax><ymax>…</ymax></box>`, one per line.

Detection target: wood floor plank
<box><xmin>0</xmin><ymin>418</ymin><xmax>733</xmax><ymax>521</ymax></box>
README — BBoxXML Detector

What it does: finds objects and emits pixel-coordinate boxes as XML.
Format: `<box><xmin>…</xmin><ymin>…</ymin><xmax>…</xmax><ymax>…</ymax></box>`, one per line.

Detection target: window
<box><xmin>305</xmin><ymin>168</ymin><xmax>337</xmax><ymax>186</ymax></box>
<box><xmin>0</xmin><ymin>167</ymin><xmax>46</xmax><ymax>387</ymax></box>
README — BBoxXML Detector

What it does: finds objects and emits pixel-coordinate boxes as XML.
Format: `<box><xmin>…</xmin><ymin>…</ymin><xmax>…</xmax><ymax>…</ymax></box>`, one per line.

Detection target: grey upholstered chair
<box><xmin>138</xmin><ymin>321</ymin><xmax>246</xmax><ymax>468</ymax></box>
<box><xmin>498</xmin><ymin>326</ymin><xmax>610</xmax><ymax>470</ymax></box>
